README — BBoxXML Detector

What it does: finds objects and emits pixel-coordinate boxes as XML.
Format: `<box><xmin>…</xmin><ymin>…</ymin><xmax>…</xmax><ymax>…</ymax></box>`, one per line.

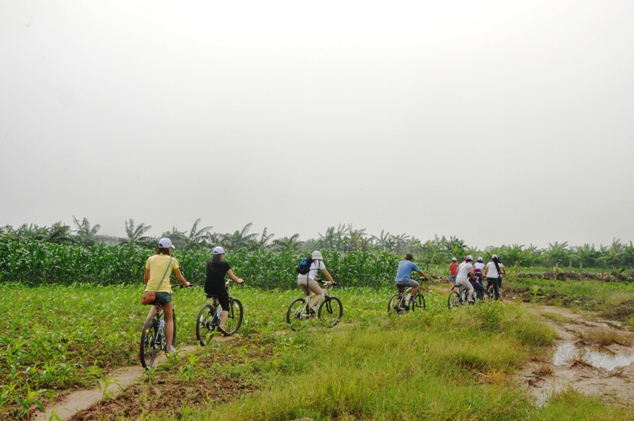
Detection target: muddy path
<box><xmin>33</xmin><ymin>336</ymin><xmax>237</xmax><ymax>421</ymax></box>
<box><xmin>519</xmin><ymin>304</ymin><xmax>634</xmax><ymax>407</ymax></box>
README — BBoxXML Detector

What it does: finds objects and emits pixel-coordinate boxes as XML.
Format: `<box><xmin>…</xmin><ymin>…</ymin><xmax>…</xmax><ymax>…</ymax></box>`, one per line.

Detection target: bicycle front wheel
<box><xmin>413</xmin><ymin>294</ymin><xmax>426</xmax><ymax>311</ymax></box>
<box><xmin>287</xmin><ymin>298</ymin><xmax>310</xmax><ymax>331</ymax></box>
<box><xmin>196</xmin><ymin>304</ymin><xmax>216</xmax><ymax>346</ymax></box>
<box><xmin>318</xmin><ymin>297</ymin><xmax>343</xmax><ymax>327</ymax></box>
<box><xmin>388</xmin><ymin>294</ymin><xmax>405</xmax><ymax>316</ymax></box>
<box><xmin>224</xmin><ymin>298</ymin><xmax>243</xmax><ymax>335</ymax></box>
<box><xmin>140</xmin><ymin>318</ymin><xmax>159</xmax><ymax>368</ymax></box>
<box><xmin>448</xmin><ymin>291</ymin><xmax>462</xmax><ymax>309</ymax></box>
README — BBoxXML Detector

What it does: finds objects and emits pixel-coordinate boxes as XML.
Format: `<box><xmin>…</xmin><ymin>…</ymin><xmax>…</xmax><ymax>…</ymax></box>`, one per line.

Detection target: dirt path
<box><xmin>519</xmin><ymin>304</ymin><xmax>634</xmax><ymax>407</ymax></box>
<box><xmin>33</xmin><ymin>336</ymin><xmax>237</xmax><ymax>421</ymax></box>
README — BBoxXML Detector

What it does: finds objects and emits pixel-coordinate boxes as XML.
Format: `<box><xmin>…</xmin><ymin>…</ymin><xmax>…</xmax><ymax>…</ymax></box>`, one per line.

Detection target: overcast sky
<box><xmin>1</xmin><ymin>0</ymin><xmax>633</xmax><ymax>249</ymax></box>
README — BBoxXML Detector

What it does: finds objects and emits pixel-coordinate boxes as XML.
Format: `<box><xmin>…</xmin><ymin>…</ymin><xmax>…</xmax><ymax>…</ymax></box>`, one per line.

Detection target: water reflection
<box><xmin>553</xmin><ymin>343</ymin><xmax>634</xmax><ymax>371</ymax></box>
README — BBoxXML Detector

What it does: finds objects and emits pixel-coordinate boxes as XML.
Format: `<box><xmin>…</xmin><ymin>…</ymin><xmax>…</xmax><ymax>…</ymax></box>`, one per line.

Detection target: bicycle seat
<box><xmin>396</xmin><ymin>286</ymin><xmax>406</xmax><ymax>293</ymax></box>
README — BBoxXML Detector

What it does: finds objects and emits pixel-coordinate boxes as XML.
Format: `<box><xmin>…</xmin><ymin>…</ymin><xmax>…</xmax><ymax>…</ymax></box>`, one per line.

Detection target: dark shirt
<box><xmin>205</xmin><ymin>261</ymin><xmax>231</xmax><ymax>294</ymax></box>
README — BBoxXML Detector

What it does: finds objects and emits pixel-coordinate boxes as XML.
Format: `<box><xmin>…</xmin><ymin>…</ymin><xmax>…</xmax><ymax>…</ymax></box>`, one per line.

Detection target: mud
<box><xmin>519</xmin><ymin>304</ymin><xmax>634</xmax><ymax>407</ymax></box>
<box><xmin>33</xmin><ymin>335</ymin><xmax>238</xmax><ymax>421</ymax></box>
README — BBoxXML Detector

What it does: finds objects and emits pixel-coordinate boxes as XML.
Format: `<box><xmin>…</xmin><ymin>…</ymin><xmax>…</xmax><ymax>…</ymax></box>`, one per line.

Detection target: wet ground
<box><xmin>519</xmin><ymin>304</ymin><xmax>634</xmax><ymax>407</ymax></box>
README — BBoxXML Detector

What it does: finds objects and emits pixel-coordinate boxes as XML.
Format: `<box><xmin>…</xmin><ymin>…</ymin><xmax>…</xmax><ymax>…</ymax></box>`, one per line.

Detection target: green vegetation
<box><xmin>2</xmin><ymin>283</ymin><xmax>633</xmax><ymax>420</ymax></box>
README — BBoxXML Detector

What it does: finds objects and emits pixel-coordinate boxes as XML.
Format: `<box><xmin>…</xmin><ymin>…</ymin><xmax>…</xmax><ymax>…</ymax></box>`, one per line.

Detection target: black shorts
<box><xmin>205</xmin><ymin>285</ymin><xmax>229</xmax><ymax>310</ymax></box>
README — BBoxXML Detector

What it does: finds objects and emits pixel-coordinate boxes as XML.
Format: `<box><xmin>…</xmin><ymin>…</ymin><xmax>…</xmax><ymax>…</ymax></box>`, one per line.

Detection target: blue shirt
<box><xmin>395</xmin><ymin>260</ymin><xmax>420</xmax><ymax>282</ymax></box>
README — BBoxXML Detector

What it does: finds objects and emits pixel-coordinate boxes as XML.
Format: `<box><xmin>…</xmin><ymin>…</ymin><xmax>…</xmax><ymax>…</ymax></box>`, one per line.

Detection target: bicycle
<box><xmin>447</xmin><ymin>279</ymin><xmax>492</xmax><ymax>308</ymax></box>
<box><xmin>196</xmin><ymin>280</ymin><xmax>244</xmax><ymax>346</ymax></box>
<box><xmin>286</xmin><ymin>279</ymin><xmax>343</xmax><ymax>331</ymax></box>
<box><xmin>140</xmin><ymin>297</ymin><xmax>179</xmax><ymax>369</ymax></box>
<box><xmin>387</xmin><ymin>284</ymin><xmax>426</xmax><ymax>315</ymax></box>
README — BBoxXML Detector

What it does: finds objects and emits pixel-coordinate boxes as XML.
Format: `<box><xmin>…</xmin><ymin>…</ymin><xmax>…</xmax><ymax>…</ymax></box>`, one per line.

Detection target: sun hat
<box><xmin>158</xmin><ymin>237</ymin><xmax>175</xmax><ymax>249</ymax></box>
<box><xmin>213</xmin><ymin>246</ymin><xmax>226</xmax><ymax>255</ymax></box>
<box><xmin>312</xmin><ymin>250</ymin><xmax>323</xmax><ymax>260</ymax></box>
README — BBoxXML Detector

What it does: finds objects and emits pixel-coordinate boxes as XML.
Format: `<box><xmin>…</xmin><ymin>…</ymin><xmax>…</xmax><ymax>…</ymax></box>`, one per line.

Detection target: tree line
<box><xmin>2</xmin><ymin>219</ymin><xmax>634</xmax><ymax>269</ymax></box>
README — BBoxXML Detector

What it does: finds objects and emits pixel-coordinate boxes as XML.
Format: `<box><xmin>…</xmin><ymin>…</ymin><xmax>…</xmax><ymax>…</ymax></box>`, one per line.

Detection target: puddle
<box><xmin>553</xmin><ymin>342</ymin><xmax>634</xmax><ymax>371</ymax></box>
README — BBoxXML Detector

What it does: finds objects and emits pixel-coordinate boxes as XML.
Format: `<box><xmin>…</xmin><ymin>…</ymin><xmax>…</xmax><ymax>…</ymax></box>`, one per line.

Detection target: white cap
<box><xmin>312</xmin><ymin>250</ymin><xmax>323</xmax><ymax>260</ymax></box>
<box><xmin>158</xmin><ymin>237</ymin><xmax>175</xmax><ymax>249</ymax></box>
<box><xmin>477</xmin><ymin>256</ymin><xmax>483</xmax><ymax>262</ymax></box>
<box><xmin>213</xmin><ymin>246</ymin><xmax>225</xmax><ymax>255</ymax></box>
<box><xmin>451</xmin><ymin>257</ymin><xmax>457</xmax><ymax>262</ymax></box>
<box><xmin>492</xmin><ymin>254</ymin><xmax>498</xmax><ymax>259</ymax></box>
<box><xmin>466</xmin><ymin>255</ymin><xmax>473</xmax><ymax>261</ymax></box>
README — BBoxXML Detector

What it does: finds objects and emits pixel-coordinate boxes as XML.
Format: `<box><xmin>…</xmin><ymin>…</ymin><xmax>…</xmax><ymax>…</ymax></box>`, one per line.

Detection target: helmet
<box><xmin>312</xmin><ymin>250</ymin><xmax>323</xmax><ymax>260</ymax></box>
<box><xmin>158</xmin><ymin>237</ymin><xmax>175</xmax><ymax>249</ymax></box>
<box><xmin>213</xmin><ymin>246</ymin><xmax>225</xmax><ymax>255</ymax></box>
<box><xmin>466</xmin><ymin>255</ymin><xmax>473</xmax><ymax>261</ymax></box>
<box><xmin>477</xmin><ymin>256</ymin><xmax>483</xmax><ymax>262</ymax></box>
<box><xmin>451</xmin><ymin>257</ymin><xmax>457</xmax><ymax>262</ymax></box>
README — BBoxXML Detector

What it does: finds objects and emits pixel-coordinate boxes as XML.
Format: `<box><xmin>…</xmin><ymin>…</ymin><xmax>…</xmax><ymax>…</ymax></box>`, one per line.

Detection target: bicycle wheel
<box><xmin>140</xmin><ymin>318</ymin><xmax>159</xmax><ymax>368</ymax></box>
<box><xmin>171</xmin><ymin>309</ymin><xmax>177</xmax><ymax>347</ymax></box>
<box><xmin>318</xmin><ymin>297</ymin><xmax>343</xmax><ymax>327</ymax></box>
<box><xmin>413</xmin><ymin>293</ymin><xmax>426</xmax><ymax>311</ymax></box>
<box><xmin>388</xmin><ymin>294</ymin><xmax>405</xmax><ymax>316</ymax></box>
<box><xmin>286</xmin><ymin>298</ymin><xmax>310</xmax><ymax>331</ymax></box>
<box><xmin>448</xmin><ymin>291</ymin><xmax>462</xmax><ymax>309</ymax></box>
<box><xmin>223</xmin><ymin>298</ymin><xmax>243</xmax><ymax>335</ymax></box>
<box><xmin>196</xmin><ymin>304</ymin><xmax>216</xmax><ymax>346</ymax></box>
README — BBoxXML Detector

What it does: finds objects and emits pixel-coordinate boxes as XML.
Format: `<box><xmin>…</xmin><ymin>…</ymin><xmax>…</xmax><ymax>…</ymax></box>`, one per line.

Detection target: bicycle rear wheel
<box><xmin>140</xmin><ymin>318</ymin><xmax>159</xmax><ymax>368</ymax></box>
<box><xmin>223</xmin><ymin>298</ymin><xmax>243</xmax><ymax>335</ymax></box>
<box><xmin>287</xmin><ymin>298</ymin><xmax>311</xmax><ymax>331</ymax></box>
<box><xmin>388</xmin><ymin>294</ymin><xmax>405</xmax><ymax>316</ymax></box>
<box><xmin>318</xmin><ymin>297</ymin><xmax>343</xmax><ymax>327</ymax></box>
<box><xmin>196</xmin><ymin>304</ymin><xmax>216</xmax><ymax>346</ymax></box>
<box><xmin>448</xmin><ymin>291</ymin><xmax>462</xmax><ymax>309</ymax></box>
<box><xmin>413</xmin><ymin>293</ymin><xmax>426</xmax><ymax>311</ymax></box>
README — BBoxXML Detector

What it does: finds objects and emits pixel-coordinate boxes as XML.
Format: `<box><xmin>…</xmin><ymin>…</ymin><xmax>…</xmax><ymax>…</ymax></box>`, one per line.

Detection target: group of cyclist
<box><xmin>448</xmin><ymin>254</ymin><xmax>506</xmax><ymax>302</ymax></box>
<box><xmin>143</xmin><ymin>236</ymin><xmax>506</xmax><ymax>357</ymax></box>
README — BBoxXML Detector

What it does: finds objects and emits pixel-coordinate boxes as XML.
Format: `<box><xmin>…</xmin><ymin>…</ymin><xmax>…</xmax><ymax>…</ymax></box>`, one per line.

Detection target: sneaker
<box><xmin>217</xmin><ymin>326</ymin><xmax>233</xmax><ymax>337</ymax></box>
<box><xmin>166</xmin><ymin>346</ymin><xmax>177</xmax><ymax>357</ymax></box>
<box><xmin>308</xmin><ymin>307</ymin><xmax>317</xmax><ymax>318</ymax></box>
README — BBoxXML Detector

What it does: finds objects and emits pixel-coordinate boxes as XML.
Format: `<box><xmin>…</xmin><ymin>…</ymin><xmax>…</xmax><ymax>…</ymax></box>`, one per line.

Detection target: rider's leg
<box><xmin>163</xmin><ymin>302</ymin><xmax>174</xmax><ymax>349</ymax></box>
<box><xmin>411</xmin><ymin>286</ymin><xmax>420</xmax><ymax>299</ymax></box>
<box><xmin>307</xmin><ymin>279</ymin><xmax>323</xmax><ymax>309</ymax></box>
<box><xmin>145</xmin><ymin>305</ymin><xmax>157</xmax><ymax>323</ymax></box>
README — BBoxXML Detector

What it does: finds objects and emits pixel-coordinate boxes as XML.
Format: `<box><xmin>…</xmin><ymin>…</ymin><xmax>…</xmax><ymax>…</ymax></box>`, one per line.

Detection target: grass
<box><xmin>1</xmin><ymin>282</ymin><xmax>633</xmax><ymax>420</ymax></box>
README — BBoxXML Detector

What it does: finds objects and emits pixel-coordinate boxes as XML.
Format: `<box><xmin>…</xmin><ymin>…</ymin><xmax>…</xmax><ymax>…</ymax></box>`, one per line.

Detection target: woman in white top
<box><xmin>484</xmin><ymin>254</ymin><xmax>506</xmax><ymax>300</ymax></box>
<box><xmin>297</xmin><ymin>250</ymin><xmax>336</xmax><ymax>313</ymax></box>
<box><xmin>456</xmin><ymin>255</ymin><xmax>477</xmax><ymax>302</ymax></box>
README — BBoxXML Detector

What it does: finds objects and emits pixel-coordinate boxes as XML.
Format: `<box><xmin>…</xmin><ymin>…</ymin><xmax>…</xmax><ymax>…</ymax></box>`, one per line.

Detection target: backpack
<box><xmin>296</xmin><ymin>256</ymin><xmax>314</xmax><ymax>275</ymax></box>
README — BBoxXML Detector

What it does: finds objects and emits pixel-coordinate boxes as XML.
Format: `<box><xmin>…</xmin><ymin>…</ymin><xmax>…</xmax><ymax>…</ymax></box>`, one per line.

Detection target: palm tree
<box><xmin>183</xmin><ymin>219</ymin><xmax>213</xmax><ymax>250</ymax></box>
<box><xmin>220</xmin><ymin>223</ymin><xmax>258</xmax><ymax>251</ymax></box>
<box><xmin>72</xmin><ymin>216</ymin><xmax>101</xmax><ymax>247</ymax></box>
<box><xmin>48</xmin><ymin>221</ymin><xmax>73</xmax><ymax>244</ymax></box>
<box><xmin>254</xmin><ymin>227</ymin><xmax>275</xmax><ymax>251</ymax></box>
<box><xmin>372</xmin><ymin>230</ymin><xmax>394</xmax><ymax>252</ymax></box>
<box><xmin>271</xmin><ymin>234</ymin><xmax>303</xmax><ymax>252</ymax></box>
<box><xmin>161</xmin><ymin>227</ymin><xmax>187</xmax><ymax>249</ymax></box>
<box><xmin>121</xmin><ymin>219</ymin><xmax>152</xmax><ymax>247</ymax></box>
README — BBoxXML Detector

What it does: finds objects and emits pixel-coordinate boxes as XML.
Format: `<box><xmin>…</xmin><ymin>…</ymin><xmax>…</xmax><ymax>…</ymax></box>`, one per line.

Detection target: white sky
<box><xmin>1</xmin><ymin>0</ymin><xmax>633</xmax><ymax>249</ymax></box>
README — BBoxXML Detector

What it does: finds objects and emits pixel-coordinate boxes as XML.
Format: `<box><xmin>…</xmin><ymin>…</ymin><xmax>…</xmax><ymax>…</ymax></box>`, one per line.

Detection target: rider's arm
<box><xmin>143</xmin><ymin>269</ymin><xmax>150</xmax><ymax>284</ymax></box>
<box><xmin>418</xmin><ymin>269</ymin><xmax>428</xmax><ymax>280</ymax></box>
<box><xmin>227</xmin><ymin>269</ymin><xmax>244</xmax><ymax>284</ymax></box>
<box><xmin>173</xmin><ymin>268</ymin><xmax>191</xmax><ymax>287</ymax></box>
<box><xmin>321</xmin><ymin>268</ymin><xmax>335</xmax><ymax>284</ymax></box>
<box><xmin>483</xmin><ymin>266</ymin><xmax>489</xmax><ymax>276</ymax></box>
<box><xmin>500</xmin><ymin>265</ymin><xmax>506</xmax><ymax>275</ymax></box>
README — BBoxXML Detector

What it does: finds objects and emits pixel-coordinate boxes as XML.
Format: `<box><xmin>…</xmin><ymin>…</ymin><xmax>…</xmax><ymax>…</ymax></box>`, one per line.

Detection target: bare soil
<box><xmin>519</xmin><ymin>304</ymin><xmax>634</xmax><ymax>407</ymax></box>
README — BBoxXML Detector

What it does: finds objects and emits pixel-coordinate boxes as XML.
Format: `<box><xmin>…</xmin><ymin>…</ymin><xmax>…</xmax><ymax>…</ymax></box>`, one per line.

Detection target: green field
<box><xmin>2</xmin><ymin>280</ymin><xmax>634</xmax><ymax>420</ymax></box>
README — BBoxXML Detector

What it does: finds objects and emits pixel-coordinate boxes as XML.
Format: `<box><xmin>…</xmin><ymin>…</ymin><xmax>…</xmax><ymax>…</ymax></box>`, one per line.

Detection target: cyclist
<box><xmin>456</xmin><ymin>255</ymin><xmax>476</xmax><ymax>303</ymax></box>
<box><xmin>204</xmin><ymin>246</ymin><xmax>245</xmax><ymax>335</ymax></box>
<box><xmin>448</xmin><ymin>257</ymin><xmax>459</xmax><ymax>286</ymax></box>
<box><xmin>395</xmin><ymin>253</ymin><xmax>428</xmax><ymax>304</ymax></box>
<box><xmin>484</xmin><ymin>254</ymin><xmax>505</xmax><ymax>300</ymax></box>
<box><xmin>143</xmin><ymin>238</ymin><xmax>191</xmax><ymax>357</ymax></box>
<box><xmin>296</xmin><ymin>250</ymin><xmax>336</xmax><ymax>315</ymax></box>
<box><xmin>471</xmin><ymin>257</ymin><xmax>486</xmax><ymax>299</ymax></box>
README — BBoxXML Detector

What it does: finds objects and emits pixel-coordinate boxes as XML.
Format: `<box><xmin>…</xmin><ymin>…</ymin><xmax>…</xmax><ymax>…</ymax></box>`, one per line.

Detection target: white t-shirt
<box><xmin>457</xmin><ymin>262</ymin><xmax>472</xmax><ymax>278</ymax></box>
<box><xmin>486</xmin><ymin>261</ymin><xmax>504</xmax><ymax>278</ymax></box>
<box><xmin>298</xmin><ymin>260</ymin><xmax>326</xmax><ymax>280</ymax></box>
<box><xmin>474</xmin><ymin>262</ymin><xmax>485</xmax><ymax>272</ymax></box>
